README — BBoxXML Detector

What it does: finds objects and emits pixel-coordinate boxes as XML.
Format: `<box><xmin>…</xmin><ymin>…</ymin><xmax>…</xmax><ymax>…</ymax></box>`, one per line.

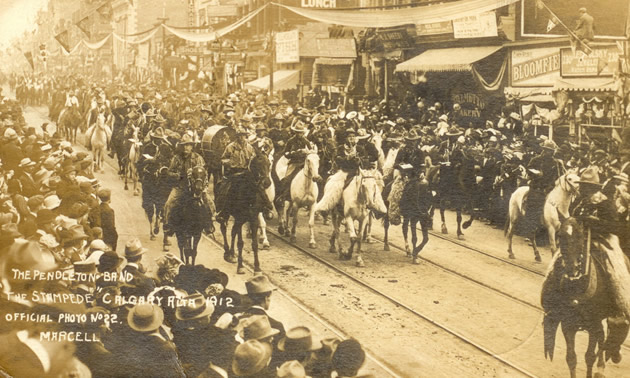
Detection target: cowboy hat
<box><xmin>150</xmin><ymin>127</ymin><xmax>167</xmax><ymax>139</ymax></box>
<box><xmin>541</xmin><ymin>140</ymin><xmax>558</xmax><ymax>151</ymax></box>
<box><xmin>125</xmin><ymin>238</ymin><xmax>147</xmax><ymax>259</ymax></box>
<box><xmin>509</xmin><ymin>112</ymin><xmax>521</xmax><ymax>121</ymax></box>
<box><xmin>153</xmin><ymin>113</ymin><xmax>167</xmax><ymax>123</ymax></box>
<box><xmin>386</xmin><ymin>131</ymin><xmax>403</xmax><ymax>142</ymax></box>
<box><xmin>346</xmin><ymin>111</ymin><xmax>358</xmax><ymax>120</ymax></box>
<box><xmin>297</xmin><ymin>108</ymin><xmax>312</xmax><ymax>118</ymax></box>
<box><xmin>290</xmin><ymin>122</ymin><xmax>308</xmax><ymax>133</ymax></box>
<box><xmin>438</xmin><ymin>114</ymin><xmax>448</xmax><ymax>122</ymax></box>
<box><xmin>43</xmin><ymin>195</ymin><xmax>61</xmax><ymax>210</ymax></box>
<box><xmin>404</xmin><ymin>129</ymin><xmax>422</xmax><ymax>141</ymax></box>
<box><xmin>356</xmin><ymin>128</ymin><xmax>371</xmax><ymax>140</ymax></box>
<box><xmin>200</xmin><ymin>105</ymin><xmax>214</xmax><ymax>114</ymax></box>
<box><xmin>18</xmin><ymin>158</ymin><xmax>37</xmax><ymax>168</ymax></box>
<box><xmin>4</xmin><ymin>128</ymin><xmax>18</xmax><ymax>140</ymax></box>
<box><xmin>178</xmin><ymin>134</ymin><xmax>195</xmax><ymax>145</ymax></box>
<box><xmin>576</xmin><ymin>166</ymin><xmax>601</xmax><ymax>186</ymax></box>
<box><xmin>242</xmin><ymin>315</ymin><xmax>280</xmax><ymax>341</ymax></box>
<box><xmin>445</xmin><ymin>126</ymin><xmax>463</xmax><ymax>137</ymax></box>
<box><xmin>235</xmin><ymin>125</ymin><xmax>249</xmax><ymax>135</ymax></box>
<box><xmin>245</xmin><ymin>275</ymin><xmax>275</xmax><ymax>295</ymax></box>
<box><xmin>98</xmin><ymin>251</ymin><xmax>125</xmax><ymax>273</ymax></box>
<box><xmin>255</xmin><ymin>123</ymin><xmax>267</xmax><ymax>132</ymax></box>
<box><xmin>128</xmin><ymin>303</ymin><xmax>164</xmax><ymax>333</ymax></box>
<box><xmin>278</xmin><ymin>326</ymin><xmax>322</xmax><ymax>352</ymax></box>
<box><xmin>232</xmin><ymin>340</ymin><xmax>272</xmax><ymax>376</ymax></box>
<box><xmin>175</xmin><ymin>293</ymin><xmax>215</xmax><ymax>321</ymax></box>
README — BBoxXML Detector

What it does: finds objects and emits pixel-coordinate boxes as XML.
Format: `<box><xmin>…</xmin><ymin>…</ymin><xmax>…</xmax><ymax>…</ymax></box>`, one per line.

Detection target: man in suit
<box><xmin>122</xmin><ymin>238</ymin><xmax>155</xmax><ymax>297</ymax></box>
<box><xmin>239</xmin><ymin>275</ymin><xmax>286</xmax><ymax>341</ymax></box>
<box><xmin>575</xmin><ymin>7</ymin><xmax>595</xmax><ymax>42</ymax></box>
<box><xmin>98</xmin><ymin>189</ymin><xmax>118</xmax><ymax>251</ymax></box>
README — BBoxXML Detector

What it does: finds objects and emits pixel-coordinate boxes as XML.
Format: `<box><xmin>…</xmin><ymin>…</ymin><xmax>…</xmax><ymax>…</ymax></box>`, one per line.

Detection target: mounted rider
<box><xmin>163</xmin><ymin>134</ymin><xmax>213</xmax><ymax>235</ymax></box>
<box><xmin>215</xmin><ymin>126</ymin><xmax>273</xmax><ymax>222</ymax></box>
<box><xmin>274</xmin><ymin>121</ymin><xmax>312</xmax><ymax>209</ymax></box>
<box><xmin>388</xmin><ymin>128</ymin><xmax>425</xmax><ymax>224</ymax></box>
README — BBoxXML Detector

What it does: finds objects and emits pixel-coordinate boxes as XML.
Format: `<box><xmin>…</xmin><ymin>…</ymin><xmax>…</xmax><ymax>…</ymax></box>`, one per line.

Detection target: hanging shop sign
<box><xmin>560</xmin><ymin>45</ymin><xmax>620</xmax><ymax>77</ymax></box>
<box><xmin>510</xmin><ymin>47</ymin><xmax>560</xmax><ymax>87</ymax></box>
<box><xmin>300</xmin><ymin>0</ymin><xmax>337</xmax><ymax>7</ymax></box>
<box><xmin>376</xmin><ymin>27</ymin><xmax>415</xmax><ymax>50</ymax></box>
<box><xmin>276</xmin><ymin>30</ymin><xmax>300</xmax><ymax>64</ymax></box>
<box><xmin>451</xmin><ymin>92</ymin><xmax>487</xmax><ymax>119</ymax></box>
<box><xmin>452</xmin><ymin>11</ymin><xmax>497</xmax><ymax>39</ymax></box>
<box><xmin>415</xmin><ymin>21</ymin><xmax>453</xmax><ymax>36</ymax></box>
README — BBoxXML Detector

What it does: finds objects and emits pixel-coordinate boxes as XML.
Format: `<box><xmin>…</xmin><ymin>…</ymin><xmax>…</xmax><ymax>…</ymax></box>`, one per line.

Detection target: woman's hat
<box><xmin>127</xmin><ymin>303</ymin><xmax>164</xmax><ymax>333</ymax></box>
<box><xmin>242</xmin><ymin>315</ymin><xmax>280</xmax><ymax>341</ymax></box>
<box><xmin>445</xmin><ymin>126</ymin><xmax>463</xmax><ymax>137</ymax></box>
<box><xmin>278</xmin><ymin>326</ymin><xmax>322</xmax><ymax>352</ymax></box>
<box><xmin>175</xmin><ymin>293</ymin><xmax>215</xmax><ymax>321</ymax></box>
<box><xmin>232</xmin><ymin>340</ymin><xmax>273</xmax><ymax>376</ymax></box>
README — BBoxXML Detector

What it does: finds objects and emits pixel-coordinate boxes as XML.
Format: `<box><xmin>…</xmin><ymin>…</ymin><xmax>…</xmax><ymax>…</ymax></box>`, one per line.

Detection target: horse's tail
<box><xmin>314</xmin><ymin>171</ymin><xmax>346</xmax><ymax>213</ymax></box>
<box><xmin>543</xmin><ymin>313</ymin><xmax>559</xmax><ymax>361</ymax></box>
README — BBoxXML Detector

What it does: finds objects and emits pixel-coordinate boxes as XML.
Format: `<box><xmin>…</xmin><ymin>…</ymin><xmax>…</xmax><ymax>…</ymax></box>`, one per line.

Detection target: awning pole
<box><xmin>384</xmin><ymin>60</ymin><xmax>388</xmax><ymax>102</ymax></box>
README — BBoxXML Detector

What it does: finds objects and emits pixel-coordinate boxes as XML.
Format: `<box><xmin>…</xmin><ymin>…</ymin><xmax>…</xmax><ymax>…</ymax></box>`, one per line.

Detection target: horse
<box><xmin>57</xmin><ymin>107</ymin><xmax>82</xmax><ymax>143</ymax></box>
<box><xmin>125</xmin><ymin>126</ymin><xmax>142</xmax><ymax>195</ymax></box>
<box><xmin>278</xmin><ymin>151</ymin><xmax>321</xmax><ymax>248</ymax></box>
<box><xmin>170</xmin><ymin>166</ymin><xmax>212</xmax><ymax>265</ymax></box>
<box><xmin>256</xmin><ymin>147</ymin><xmax>275</xmax><ymax>250</ymax></box>
<box><xmin>505</xmin><ymin>171</ymin><xmax>579</xmax><ymax>261</ymax></box>
<box><xmin>542</xmin><ymin>217</ymin><xmax>630</xmax><ymax>378</ymax></box>
<box><xmin>328</xmin><ymin>169</ymin><xmax>387</xmax><ymax>267</ymax></box>
<box><xmin>86</xmin><ymin>114</ymin><xmax>111</xmax><ymax>173</ymax></box>
<box><xmin>219</xmin><ymin>149</ymin><xmax>271</xmax><ymax>274</ymax></box>
<box><xmin>435</xmin><ymin>149</ymin><xmax>478</xmax><ymax>239</ymax></box>
<box><xmin>382</xmin><ymin>172</ymin><xmax>433</xmax><ymax>263</ymax></box>
<box><xmin>141</xmin><ymin>144</ymin><xmax>174</xmax><ymax>243</ymax></box>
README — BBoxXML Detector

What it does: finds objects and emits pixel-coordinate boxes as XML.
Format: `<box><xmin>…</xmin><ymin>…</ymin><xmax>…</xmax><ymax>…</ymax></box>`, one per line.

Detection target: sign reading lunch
<box><xmin>300</xmin><ymin>0</ymin><xmax>336</xmax><ymax>7</ymax></box>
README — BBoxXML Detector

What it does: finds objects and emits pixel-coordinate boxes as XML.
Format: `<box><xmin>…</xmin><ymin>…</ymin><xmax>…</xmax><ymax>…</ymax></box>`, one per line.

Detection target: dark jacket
<box><xmin>100</xmin><ymin>202</ymin><xmax>118</xmax><ymax>250</ymax></box>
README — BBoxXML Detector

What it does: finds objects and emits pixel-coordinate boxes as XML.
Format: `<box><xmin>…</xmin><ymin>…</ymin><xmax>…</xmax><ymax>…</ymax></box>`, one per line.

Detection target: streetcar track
<box><xmin>260</xmin><ymin>228</ymin><xmax>537</xmax><ymax>377</ymax></box>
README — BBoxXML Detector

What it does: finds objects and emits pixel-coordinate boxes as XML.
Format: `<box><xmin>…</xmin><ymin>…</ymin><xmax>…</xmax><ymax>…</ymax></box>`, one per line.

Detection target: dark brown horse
<box><xmin>542</xmin><ymin>217</ymin><xmax>630</xmax><ymax>378</ymax></box>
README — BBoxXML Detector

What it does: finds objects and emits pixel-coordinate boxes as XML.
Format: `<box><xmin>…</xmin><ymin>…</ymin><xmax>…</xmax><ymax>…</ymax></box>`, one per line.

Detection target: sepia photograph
<box><xmin>1</xmin><ymin>0</ymin><xmax>630</xmax><ymax>377</ymax></box>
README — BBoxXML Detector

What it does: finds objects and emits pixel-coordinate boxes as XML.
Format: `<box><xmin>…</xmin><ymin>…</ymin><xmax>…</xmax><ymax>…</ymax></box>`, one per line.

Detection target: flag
<box><xmin>76</xmin><ymin>16</ymin><xmax>92</xmax><ymax>39</ymax></box>
<box><xmin>97</xmin><ymin>3</ymin><xmax>112</xmax><ymax>21</ymax></box>
<box><xmin>597</xmin><ymin>57</ymin><xmax>608</xmax><ymax>75</ymax></box>
<box><xmin>24</xmin><ymin>51</ymin><xmax>34</xmax><ymax>69</ymax></box>
<box><xmin>546</xmin><ymin>18</ymin><xmax>557</xmax><ymax>32</ymax></box>
<box><xmin>55</xmin><ymin>30</ymin><xmax>70</xmax><ymax>53</ymax></box>
<box><xmin>570</xmin><ymin>36</ymin><xmax>593</xmax><ymax>56</ymax></box>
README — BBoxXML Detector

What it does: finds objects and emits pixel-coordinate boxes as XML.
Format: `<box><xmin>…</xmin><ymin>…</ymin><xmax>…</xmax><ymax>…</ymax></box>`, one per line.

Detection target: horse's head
<box><xmin>559</xmin><ymin>173</ymin><xmax>580</xmax><ymax>195</ymax></box>
<box><xmin>558</xmin><ymin>217</ymin><xmax>586</xmax><ymax>280</ymax></box>
<box><xmin>304</xmin><ymin>152</ymin><xmax>321</xmax><ymax>182</ymax></box>
<box><xmin>250</xmin><ymin>149</ymin><xmax>271</xmax><ymax>189</ymax></box>
<box><xmin>358</xmin><ymin>168</ymin><xmax>388</xmax><ymax>216</ymax></box>
<box><xmin>188</xmin><ymin>166</ymin><xmax>208</xmax><ymax>199</ymax></box>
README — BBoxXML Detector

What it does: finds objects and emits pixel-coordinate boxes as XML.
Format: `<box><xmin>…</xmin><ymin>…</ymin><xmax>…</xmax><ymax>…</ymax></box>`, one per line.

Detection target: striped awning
<box><xmin>395</xmin><ymin>46</ymin><xmax>503</xmax><ymax>73</ymax></box>
<box><xmin>553</xmin><ymin>77</ymin><xmax>616</xmax><ymax>92</ymax></box>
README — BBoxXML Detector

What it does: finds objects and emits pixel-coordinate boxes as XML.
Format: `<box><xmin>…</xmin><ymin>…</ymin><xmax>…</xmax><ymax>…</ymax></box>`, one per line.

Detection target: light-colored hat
<box><xmin>43</xmin><ymin>195</ymin><xmax>61</xmax><ymax>210</ymax></box>
<box><xmin>124</xmin><ymin>238</ymin><xmax>147</xmax><ymax>259</ymax></box>
<box><xmin>242</xmin><ymin>315</ymin><xmax>280</xmax><ymax>341</ymax></box>
<box><xmin>176</xmin><ymin>293</ymin><xmax>215</xmax><ymax>321</ymax></box>
<box><xmin>127</xmin><ymin>304</ymin><xmax>164</xmax><ymax>333</ymax></box>
<box><xmin>232</xmin><ymin>340</ymin><xmax>272</xmax><ymax>376</ymax></box>
<box><xmin>276</xmin><ymin>360</ymin><xmax>306</xmax><ymax>378</ymax></box>
<box><xmin>245</xmin><ymin>275</ymin><xmax>275</xmax><ymax>294</ymax></box>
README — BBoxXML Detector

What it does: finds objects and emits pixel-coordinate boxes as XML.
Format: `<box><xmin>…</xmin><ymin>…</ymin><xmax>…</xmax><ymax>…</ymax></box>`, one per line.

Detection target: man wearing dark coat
<box><xmin>98</xmin><ymin>188</ymin><xmax>118</xmax><ymax>251</ymax></box>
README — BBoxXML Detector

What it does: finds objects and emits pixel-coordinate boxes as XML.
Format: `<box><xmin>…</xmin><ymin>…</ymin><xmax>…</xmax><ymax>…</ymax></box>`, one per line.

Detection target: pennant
<box><xmin>24</xmin><ymin>51</ymin><xmax>34</xmax><ymax>69</ymax></box>
<box><xmin>97</xmin><ymin>3</ymin><xmax>112</xmax><ymax>21</ymax></box>
<box><xmin>546</xmin><ymin>18</ymin><xmax>557</xmax><ymax>32</ymax></box>
<box><xmin>54</xmin><ymin>30</ymin><xmax>70</xmax><ymax>53</ymax></box>
<box><xmin>597</xmin><ymin>57</ymin><xmax>608</xmax><ymax>75</ymax></box>
<box><xmin>77</xmin><ymin>16</ymin><xmax>92</xmax><ymax>39</ymax></box>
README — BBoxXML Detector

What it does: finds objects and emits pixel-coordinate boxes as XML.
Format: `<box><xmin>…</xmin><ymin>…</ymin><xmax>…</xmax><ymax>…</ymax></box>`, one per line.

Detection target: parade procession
<box><xmin>4</xmin><ymin>0</ymin><xmax>630</xmax><ymax>377</ymax></box>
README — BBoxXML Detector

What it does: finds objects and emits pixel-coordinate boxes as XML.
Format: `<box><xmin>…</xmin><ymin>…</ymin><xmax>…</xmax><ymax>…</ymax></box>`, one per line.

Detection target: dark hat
<box><xmin>128</xmin><ymin>303</ymin><xmax>164</xmax><ymax>333</ymax></box>
<box><xmin>278</xmin><ymin>326</ymin><xmax>322</xmax><ymax>352</ymax></box>
<box><xmin>98</xmin><ymin>251</ymin><xmax>125</xmax><ymax>273</ymax></box>
<box><xmin>73</xmin><ymin>260</ymin><xmax>96</xmax><ymax>273</ymax></box>
<box><xmin>404</xmin><ymin>129</ymin><xmax>422</xmax><ymax>141</ymax></box>
<box><xmin>27</xmin><ymin>195</ymin><xmax>44</xmax><ymax>210</ymax></box>
<box><xmin>97</xmin><ymin>188</ymin><xmax>111</xmax><ymax>201</ymax></box>
<box><xmin>332</xmin><ymin>339</ymin><xmax>365</xmax><ymax>376</ymax></box>
<box><xmin>124</xmin><ymin>238</ymin><xmax>147</xmax><ymax>259</ymax></box>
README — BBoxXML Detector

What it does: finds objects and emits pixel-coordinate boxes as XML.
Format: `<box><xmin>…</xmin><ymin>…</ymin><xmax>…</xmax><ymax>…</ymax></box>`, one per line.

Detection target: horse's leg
<box><xmin>192</xmin><ymin>232</ymin><xmax>202</xmax><ymax>266</ymax></box>
<box><xmin>547</xmin><ymin>222</ymin><xmax>559</xmax><ymax>255</ymax></box>
<box><xmin>402</xmin><ymin>218</ymin><xmax>410</xmax><ymax>256</ymax></box>
<box><xmin>363</xmin><ymin>214</ymin><xmax>373</xmax><ymax>244</ymax></box>
<box><xmin>440</xmin><ymin>200</ymin><xmax>448</xmax><ymax>234</ymax></box>
<box><xmin>284</xmin><ymin>200</ymin><xmax>292</xmax><ymax>237</ymax></box>
<box><xmin>289</xmin><ymin>203</ymin><xmax>299</xmax><ymax>244</ymax></box>
<box><xmin>413</xmin><ymin>217</ymin><xmax>429</xmax><ymax>265</ymax></box>
<box><xmin>257</xmin><ymin>213</ymin><xmax>270</xmax><ymax>249</ymax></box>
<box><xmin>383</xmin><ymin>215</ymin><xmax>390</xmax><ymax>252</ymax></box>
<box><xmin>456</xmin><ymin>207</ymin><xmax>464</xmax><ymax>239</ymax></box>
<box><xmin>585</xmin><ymin>323</ymin><xmax>604</xmax><ymax>378</ymax></box>
<box><xmin>562</xmin><ymin>323</ymin><xmax>578</xmax><ymax>378</ymax></box>
<box><xmin>342</xmin><ymin>214</ymin><xmax>357</xmax><ymax>261</ymax></box>
<box><xmin>532</xmin><ymin>230</ymin><xmax>542</xmax><ymax>262</ymax></box>
<box><xmin>507</xmin><ymin>212</ymin><xmax>516</xmax><ymax>259</ymax></box>
<box><xmin>355</xmin><ymin>218</ymin><xmax>365</xmax><ymax>268</ymax></box>
<box><xmin>308</xmin><ymin>204</ymin><xmax>317</xmax><ymax>249</ymax></box>
<box><xmin>221</xmin><ymin>222</ymin><xmax>235</xmax><ymax>263</ymax></box>
<box><xmin>236</xmin><ymin>221</ymin><xmax>246</xmax><ymax>274</ymax></box>
<box><xmin>250</xmin><ymin>216</ymin><xmax>261</xmax><ymax>273</ymax></box>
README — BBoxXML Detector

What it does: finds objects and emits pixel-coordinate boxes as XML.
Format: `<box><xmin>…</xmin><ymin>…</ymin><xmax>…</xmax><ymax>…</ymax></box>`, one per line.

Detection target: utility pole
<box><xmin>268</xmin><ymin>4</ymin><xmax>274</xmax><ymax>96</ymax></box>
<box><xmin>158</xmin><ymin>16</ymin><xmax>169</xmax><ymax>88</ymax></box>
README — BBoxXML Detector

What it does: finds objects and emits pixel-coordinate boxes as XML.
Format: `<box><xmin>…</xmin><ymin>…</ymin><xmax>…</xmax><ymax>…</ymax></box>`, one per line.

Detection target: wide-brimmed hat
<box><xmin>232</xmin><ymin>340</ymin><xmax>272</xmax><ymax>376</ymax></box>
<box><xmin>445</xmin><ymin>126</ymin><xmax>463</xmax><ymax>137</ymax></box>
<box><xmin>1</xmin><ymin>223</ymin><xmax>22</xmax><ymax>239</ymax></box>
<box><xmin>278</xmin><ymin>326</ymin><xmax>322</xmax><ymax>352</ymax></box>
<box><xmin>18</xmin><ymin>158</ymin><xmax>36</xmax><ymax>168</ymax></box>
<box><xmin>73</xmin><ymin>260</ymin><xmax>96</xmax><ymax>274</ymax></box>
<box><xmin>385</xmin><ymin>131</ymin><xmax>403</xmax><ymax>142</ymax></box>
<box><xmin>153</xmin><ymin>114</ymin><xmax>167</xmax><ymax>124</ymax></box>
<box><xmin>175</xmin><ymin>293</ymin><xmax>215</xmax><ymax>321</ymax></box>
<box><xmin>124</xmin><ymin>238</ymin><xmax>147</xmax><ymax>259</ymax></box>
<box><xmin>268</xmin><ymin>100</ymin><xmax>279</xmax><ymax>106</ymax></box>
<box><xmin>98</xmin><ymin>251</ymin><xmax>125</xmax><ymax>273</ymax></box>
<box><xmin>276</xmin><ymin>360</ymin><xmax>306</xmax><ymax>378</ymax></box>
<box><xmin>36</xmin><ymin>209</ymin><xmax>56</xmax><ymax>225</ymax></box>
<box><xmin>404</xmin><ymin>129</ymin><xmax>422</xmax><ymax>141</ymax></box>
<box><xmin>438</xmin><ymin>114</ymin><xmax>448</xmax><ymax>122</ymax></box>
<box><xmin>510</xmin><ymin>112</ymin><xmax>521</xmax><ymax>121</ymax></box>
<box><xmin>128</xmin><ymin>303</ymin><xmax>164</xmax><ymax>333</ymax></box>
<box><xmin>245</xmin><ymin>275</ymin><xmax>275</xmax><ymax>294</ymax></box>
<box><xmin>255</xmin><ymin>123</ymin><xmax>267</xmax><ymax>132</ymax></box>
<box><xmin>150</xmin><ymin>127</ymin><xmax>167</xmax><ymax>139</ymax></box>
<box><xmin>290</xmin><ymin>122</ymin><xmax>308</xmax><ymax>133</ymax></box>
<box><xmin>178</xmin><ymin>134</ymin><xmax>195</xmax><ymax>145</ymax></box>
<box><xmin>235</xmin><ymin>125</ymin><xmax>249</xmax><ymax>135</ymax></box>
<box><xmin>252</xmin><ymin>110</ymin><xmax>265</xmax><ymax>119</ymax></box>
<box><xmin>297</xmin><ymin>108</ymin><xmax>312</xmax><ymax>118</ymax></box>
<box><xmin>541</xmin><ymin>140</ymin><xmax>558</xmax><ymax>151</ymax></box>
<box><xmin>43</xmin><ymin>195</ymin><xmax>61</xmax><ymax>210</ymax></box>
<box><xmin>242</xmin><ymin>315</ymin><xmax>280</xmax><ymax>341</ymax></box>
<box><xmin>4</xmin><ymin>240</ymin><xmax>57</xmax><ymax>274</ymax></box>
<box><xmin>60</xmin><ymin>224</ymin><xmax>89</xmax><ymax>244</ymax></box>
<box><xmin>577</xmin><ymin>166</ymin><xmax>601</xmax><ymax>186</ymax></box>
<box><xmin>356</xmin><ymin>128</ymin><xmax>371</xmax><ymax>140</ymax></box>
<box><xmin>200</xmin><ymin>105</ymin><xmax>214</xmax><ymax>114</ymax></box>
<box><xmin>89</xmin><ymin>239</ymin><xmax>109</xmax><ymax>251</ymax></box>
<box><xmin>346</xmin><ymin>111</ymin><xmax>358</xmax><ymax>120</ymax></box>
<box><xmin>4</xmin><ymin>128</ymin><xmax>18</xmax><ymax>140</ymax></box>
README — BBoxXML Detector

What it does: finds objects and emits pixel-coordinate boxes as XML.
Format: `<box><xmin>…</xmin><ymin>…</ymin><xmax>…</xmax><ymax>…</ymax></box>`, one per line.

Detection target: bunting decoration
<box><xmin>546</xmin><ymin>17</ymin><xmax>557</xmax><ymax>33</ymax></box>
<box><xmin>76</xmin><ymin>16</ymin><xmax>92</xmax><ymax>39</ymax></box>
<box><xmin>23</xmin><ymin>51</ymin><xmax>34</xmax><ymax>70</ymax></box>
<box><xmin>97</xmin><ymin>2</ymin><xmax>112</xmax><ymax>21</ymax></box>
<box><xmin>54</xmin><ymin>30</ymin><xmax>71</xmax><ymax>53</ymax></box>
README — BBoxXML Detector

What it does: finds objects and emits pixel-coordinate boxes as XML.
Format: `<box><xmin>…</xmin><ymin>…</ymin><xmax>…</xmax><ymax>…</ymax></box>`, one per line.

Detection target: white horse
<box><xmin>278</xmin><ymin>152</ymin><xmax>321</xmax><ymax>248</ymax></box>
<box><xmin>328</xmin><ymin>168</ymin><xmax>388</xmax><ymax>267</ymax></box>
<box><xmin>505</xmin><ymin>171</ymin><xmax>579</xmax><ymax>261</ymax></box>
<box><xmin>86</xmin><ymin>114</ymin><xmax>111</xmax><ymax>173</ymax></box>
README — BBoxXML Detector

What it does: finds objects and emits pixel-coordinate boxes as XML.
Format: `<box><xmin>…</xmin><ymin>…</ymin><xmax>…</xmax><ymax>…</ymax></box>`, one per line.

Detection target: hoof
<box><xmin>290</xmin><ymin>235</ymin><xmax>297</xmax><ymax>244</ymax></box>
<box><xmin>534</xmin><ymin>253</ymin><xmax>542</xmax><ymax>263</ymax></box>
<box><xmin>329</xmin><ymin>245</ymin><xmax>337</xmax><ymax>254</ymax></box>
<box><xmin>309</xmin><ymin>242</ymin><xmax>316</xmax><ymax>249</ymax></box>
<box><xmin>356</xmin><ymin>257</ymin><xmax>365</xmax><ymax>267</ymax></box>
<box><xmin>384</xmin><ymin>244</ymin><xmax>390</xmax><ymax>252</ymax></box>
<box><xmin>441</xmin><ymin>224</ymin><xmax>448</xmax><ymax>234</ymax></box>
<box><xmin>124</xmin><ymin>186</ymin><xmax>128</xmax><ymax>191</ymax></box>
<box><xmin>278</xmin><ymin>226</ymin><xmax>284</xmax><ymax>235</ymax></box>
<box><xmin>339</xmin><ymin>252</ymin><xmax>352</xmax><ymax>261</ymax></box>
<box><xmin>237</xmin><ymin>267</ymin><xmax>246</xmax><ymax>275</ymax></box>
<box><xmin>412</xmin><ymin>256</ymin><xmax>420</xmax><ymax>265</ymax></box>
<box><xmin>224</xmin><ymin>254</ymin><xmax>237</xmax><ymax>263</ymax></box>
<box><xmin>462</xmin><ymin>220</ymin><xmax>472</xmax><ymax>229</ymax></box>
<box><xmin>153</xmin><ymin>226</ymin><xmax>160</xmax><ymax>235</ymax></box>
<box><xmin>150</xmin><ymin>234</ymin><xmax>156</xmax><ymax>241</ymax></box>
<box><xmin>262</xmin><ymin>242</ymin><xmax>270</xmax><ymax>250</ymax></box>
<box><xmin>162</xmin><ymin>244</ymin><xmax>169</xmax><ymax>252</ymax></box>
<box><xmin>508</xmin><ymin>252</ymin><xmax>515</xmax><ymax>260</ymax></box>
<box><xmin>457</xmin><ymin>232</ymin><xmax>464</xmax><ymax>240</ymax></box>
<box><xmin>593</xmin><ymin>373</ymin><xmax>606</xmax><ymax>378</ymax></box>
<box><xmin>364</xmin><ymin>237</ymin><xmax>373</xmax><ymax>244</ymax></box>
<box><xmin>406</xmin><ymin>251</ymin><xmax>412</xmax><ymax>258</ymax></box>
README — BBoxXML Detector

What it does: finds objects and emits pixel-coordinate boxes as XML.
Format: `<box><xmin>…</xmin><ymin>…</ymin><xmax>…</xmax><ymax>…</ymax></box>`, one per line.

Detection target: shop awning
<box><xmin>504</xmin><ymin>86</ymin><xmax>554</xmax><ymax>102</ymax></box>
<box><xmin>312</xmin><ymin>59</ymin><xmax>354</xmax><ymax>87</ymax></box>
<box><xmin>553</xmin><ymin>77</ymin><xmax>616</xmax><ymax>92</ymax></box>
<box><xmin>244</xmin><ymin>70</ymin><xmax>300</xmax><ymax>91</ymax></box>
<box><xmin>314</xmin><ymin>58</ymin><xmax>354</xmax><ymax>66</ymax></box>
<box><xmin>395</xmin><ymin>46</ymin><xmax>502</xmax><ymax>73</ymax></box>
